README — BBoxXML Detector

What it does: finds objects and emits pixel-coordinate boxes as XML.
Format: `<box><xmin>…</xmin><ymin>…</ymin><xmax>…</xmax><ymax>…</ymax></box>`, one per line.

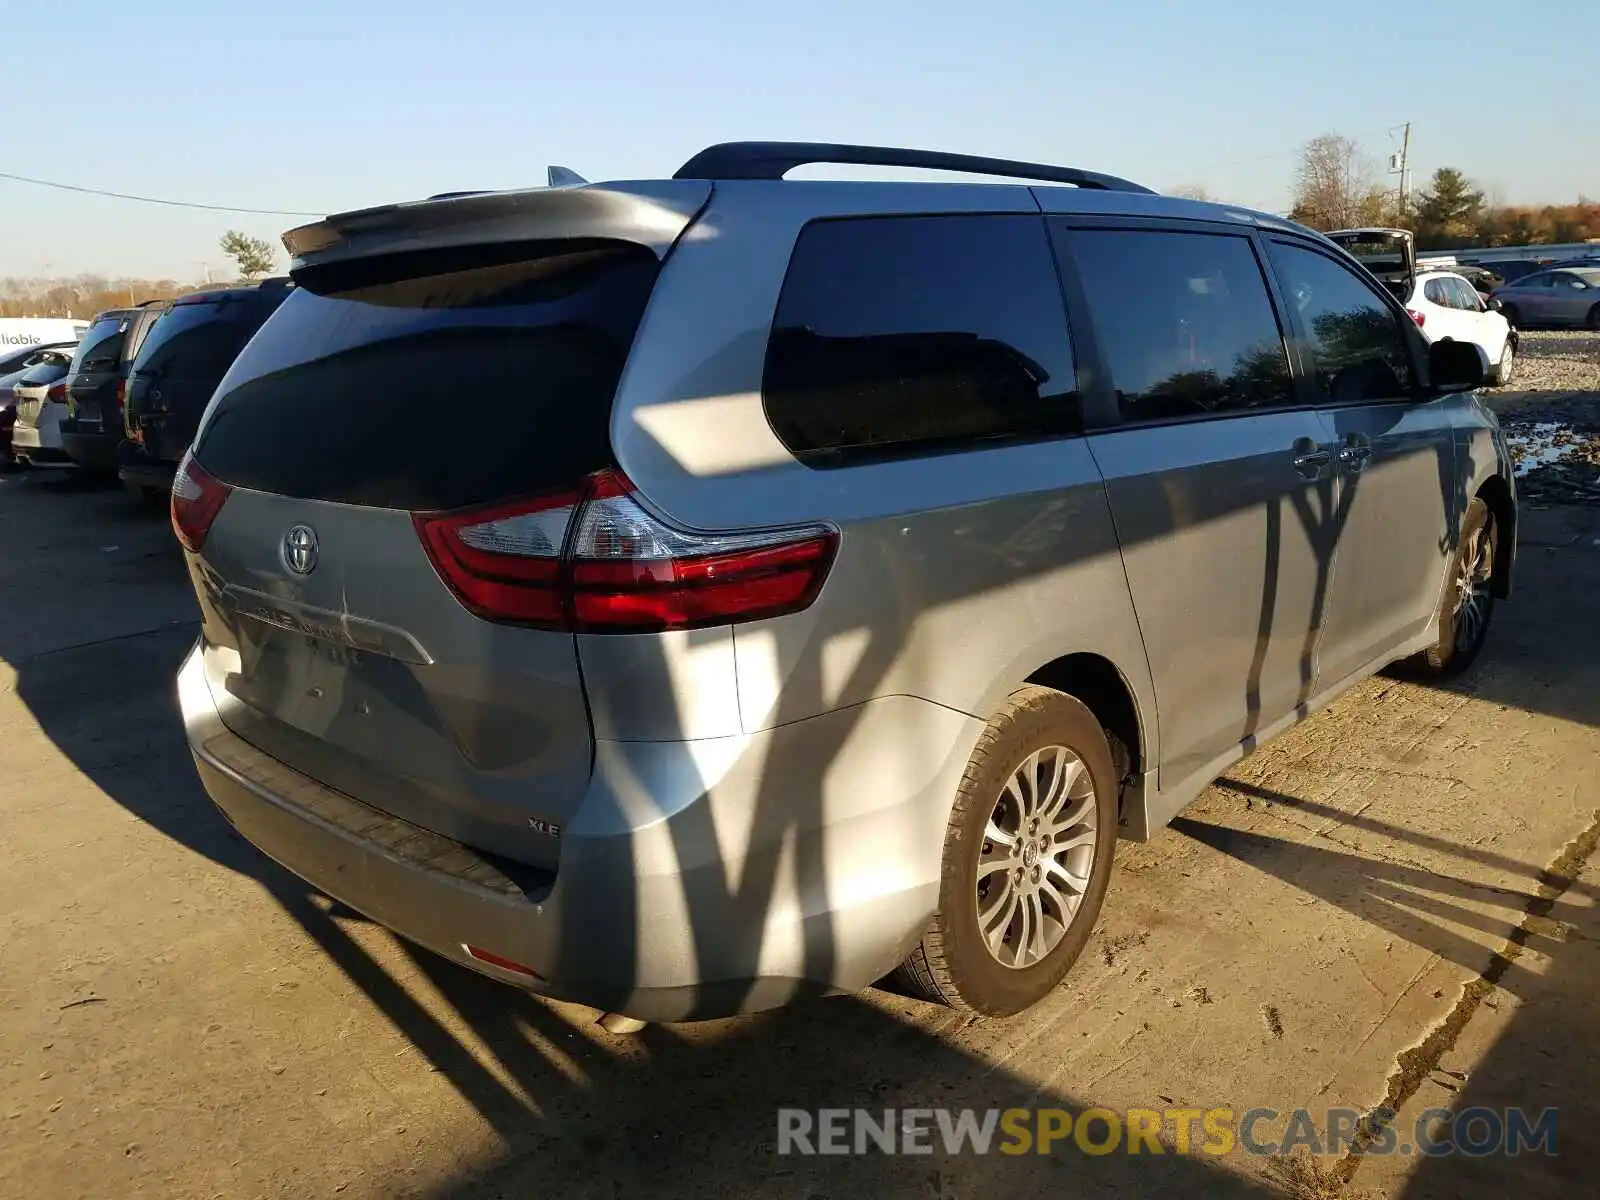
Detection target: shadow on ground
<box><xmin>3</xmin><ymin>467</ymin><xmax>1596</xmax><ymax>1196</ymax></box>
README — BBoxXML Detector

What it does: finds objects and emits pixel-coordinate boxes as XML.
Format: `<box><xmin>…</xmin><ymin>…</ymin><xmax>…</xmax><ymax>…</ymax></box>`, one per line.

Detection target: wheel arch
<box><xmin>1025</xmin><ymin>652</ymin><xmax>1146</xmax><ymax>802</ymax></box>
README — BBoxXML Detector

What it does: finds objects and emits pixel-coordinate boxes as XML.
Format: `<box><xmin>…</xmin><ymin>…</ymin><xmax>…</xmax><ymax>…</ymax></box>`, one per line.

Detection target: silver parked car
<box><xmin>175</xmin><ymin>142</ymin><xmax>1517</xmax><ymax>1022</ymax></box>
<box><xmin>10</xmin><ymin>348</ymin><xmax>76</xmax><ymax>466</ymax></box>
<box><xmin>1490</xmin><ymin>267</ymin><xmax>1600</xmax><ymax>329</ymax></box>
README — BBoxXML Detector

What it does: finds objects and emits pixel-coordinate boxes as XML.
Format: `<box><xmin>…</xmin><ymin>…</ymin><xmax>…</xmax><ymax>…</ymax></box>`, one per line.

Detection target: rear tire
<box><xmin>1414</xmin><ymin>498</ymin><xmax>1495</xmax><ymax>676</ymax></box>
<box><xmin>1587</xmin><ymin>304</ymin><xmax>1600</xmax><ymax>332</ymax></box>
<box><xmin>895</xmin><ymin>685</ymin><xmax>1118</xmax><ymax>1016</ymax></box>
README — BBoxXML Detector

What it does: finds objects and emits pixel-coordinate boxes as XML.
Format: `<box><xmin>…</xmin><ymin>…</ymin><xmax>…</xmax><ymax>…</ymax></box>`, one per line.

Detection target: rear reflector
<box><xmin>171</xmin><ymin>449</ymin><xmax>233</xmax><ymax>552</ymax></box>
<box><xmin>462</xmin><ymin>944</ymin><xmax>542</xmax><ymax>978</ymax></box>
<box><xmin>414</xmin><ymin>469</ymin><xmax>837</xmax><ymax>633</ymax></box>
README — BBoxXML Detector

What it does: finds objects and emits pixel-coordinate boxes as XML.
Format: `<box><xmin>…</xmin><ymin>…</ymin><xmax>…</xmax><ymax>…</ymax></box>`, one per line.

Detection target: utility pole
<box><xmin>1393</xmin><ymin>122</ymin><xmax>1412</xmax><ymax>222</ymax></box>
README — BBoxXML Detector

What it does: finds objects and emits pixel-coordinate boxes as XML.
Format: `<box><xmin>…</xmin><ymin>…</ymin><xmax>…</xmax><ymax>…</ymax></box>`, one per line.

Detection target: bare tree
<box><xmin>1169</xmin><ymin>183</ymin><xmax>1214</xmax><ymax>202</ymax></box>
<box><xmin>1289</xmin><ymin>134</ymin><xmax>1391</xmax><ymax>230</ymax></box>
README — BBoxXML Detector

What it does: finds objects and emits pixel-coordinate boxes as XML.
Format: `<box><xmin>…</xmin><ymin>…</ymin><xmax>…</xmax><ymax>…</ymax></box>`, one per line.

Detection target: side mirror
<box><xmin>1485</xmin><ymin>296</ymin><xmax>1504</xmax><ymax>311</ymax></box>
<box><xmin>1429</xmin><ymin>339</ymin><xmax>1487</xmax><ymax>393</ymax></box>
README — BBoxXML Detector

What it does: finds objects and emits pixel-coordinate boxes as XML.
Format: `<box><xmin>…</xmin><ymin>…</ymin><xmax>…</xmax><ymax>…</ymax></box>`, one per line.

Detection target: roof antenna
<box><xmin>547</xmin><ymin>165</ymin><xmax>590</xmax><ymax>188</ymax></box>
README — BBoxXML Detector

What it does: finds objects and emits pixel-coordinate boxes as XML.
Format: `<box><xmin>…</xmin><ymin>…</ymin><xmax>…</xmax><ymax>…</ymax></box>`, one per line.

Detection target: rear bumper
<box><xmin>179</xmin><ymin>640</ymin><xmax>980</xmax><ymax>1021</ymax></box>
<box><xmin>117</xmin><ymin>441</ymin><xmax>177</xmax><ymax>491</ymax></box>
<box><xmin>60</xmin><ymin>423</ymin><xmax>121</xmax><ymax>473</ymax></box>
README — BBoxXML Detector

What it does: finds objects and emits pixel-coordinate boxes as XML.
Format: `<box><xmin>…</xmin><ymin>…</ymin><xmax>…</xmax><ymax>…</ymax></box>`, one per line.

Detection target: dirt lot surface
<box><xmin>3</xmin><ymin>464</ymin><xmax>1599</xmax><ymax>1199</ymax></box>
<box><xmin>1491</xmin><ymin>330</ymin><xmax>1600</xmax><ymax>504</ymax></box>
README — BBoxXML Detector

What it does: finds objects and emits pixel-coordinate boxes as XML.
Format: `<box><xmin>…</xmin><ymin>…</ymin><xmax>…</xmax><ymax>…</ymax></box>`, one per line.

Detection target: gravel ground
<box><xmin>1487</xmin><ymin>330</ymin><xmax>1600</xmax><ymax>503</ymax></box>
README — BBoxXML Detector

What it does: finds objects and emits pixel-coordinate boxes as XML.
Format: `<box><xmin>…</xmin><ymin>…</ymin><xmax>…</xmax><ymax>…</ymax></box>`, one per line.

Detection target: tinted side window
<box><xmin>1268</xmin><ymin>242</ymin><xmax>1413</xmax><ymax>404</ymax></box>
<box><xmin>1062</xmin><ymin>227</ymin><xmax>1292</xmax><ymax>423</ymax></box>
<box><xmin>763</xmin><ymin>215</ymin><xmax>1077</xmax><ymax>468</ymax></box>
<box><xmin>1423</xmin><ymin>279</ymin><xmax>1449</xmax><ymax>306</ymax></box>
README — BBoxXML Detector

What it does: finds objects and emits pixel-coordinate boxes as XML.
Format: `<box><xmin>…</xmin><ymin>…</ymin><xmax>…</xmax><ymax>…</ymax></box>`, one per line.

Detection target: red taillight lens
<box><xmin>171</xmin><ymin>450</ymin><xmax>233</xmax><ymax>552</ymax></box>
<box><xmin>413</xmin><ymin>470</ymin><xmax>838</xmax><ymax>633</ymax></box>
<box><xmin>115</xmin><ymin>377</ymin><xmax>127</xmax><ymax>410</ymax></box>
<box><xmin>1408</xmin><ymin>309</ymin><xmax>1426</xmax><ymax>327</ymax></box>
<box><xmin>413</xmin><ymin>489</ymin><xmax>582</xmax><ymax>627</ymax></box>
<box><xmin>46</xmin><ymin>383</ymin><xmax>66</xmax><ymax>402</ymax></box>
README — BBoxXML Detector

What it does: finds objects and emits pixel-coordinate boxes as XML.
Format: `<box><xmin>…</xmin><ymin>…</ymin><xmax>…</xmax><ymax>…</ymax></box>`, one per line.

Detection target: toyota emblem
<box><xmin>281</xmin><ymin>525</ymin><xmax>320</xmax><ymax>576</ymax></box>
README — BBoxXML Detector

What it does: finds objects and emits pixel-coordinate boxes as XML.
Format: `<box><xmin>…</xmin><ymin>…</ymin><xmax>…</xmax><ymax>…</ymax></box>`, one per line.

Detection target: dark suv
<box><xmin>119</xmin><ymin>279</ymin><xmax>292</xmax><ymax>495</ymax></box>
<box><xmin>61</xmin><ymin>303</ymin><xmax>169</xmax><ymax>473</ymax></box>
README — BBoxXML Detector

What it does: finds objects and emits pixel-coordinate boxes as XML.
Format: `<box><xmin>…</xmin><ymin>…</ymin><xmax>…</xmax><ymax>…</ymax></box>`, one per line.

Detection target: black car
<box><xmin>118</xmin><ymin>279</ymin><xmax>292</xmax><ymax>495</ymax></box>
<box><xmin>1463</xmin><ymin>258</ymin><xmax>1542</xmax><ymax>285</ymax></box>
<box><xmin>61</xmin><ymin>303</ymin><xmax>169</xmax><ymax>473</ymax></box>
<box><xmin>1450</xmin><ymin>264</ymin><xmax>1504</xmax><ymax>294</ymax></box>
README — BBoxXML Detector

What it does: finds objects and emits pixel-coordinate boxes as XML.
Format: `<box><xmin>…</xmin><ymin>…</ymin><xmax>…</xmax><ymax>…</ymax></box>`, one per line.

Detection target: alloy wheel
<box><xmin>1452</xmin><ymin>525</ymin><xmax>1493</xmax><ymax>652</ymax></box>
<box><xmin>974</xmin><ymin>746</ymin><xmax>1098</xmax><ymax>969</ymax></box>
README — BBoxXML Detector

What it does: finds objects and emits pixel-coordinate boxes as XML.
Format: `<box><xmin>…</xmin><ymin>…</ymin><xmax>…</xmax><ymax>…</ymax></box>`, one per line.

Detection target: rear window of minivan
<box><xmin>193</xmin><ymin>240</ymin><xmax>661</xmax><ymax>510</ymax></box>
<box><xmin>133</xmin><ymin>296</ymin><xmax>263</xmax><ymax>380</ymax></box>
<box><xmin>71</xmin><ymin>315</ymin><xmax>131</xmax><ymax>373</ymax></box>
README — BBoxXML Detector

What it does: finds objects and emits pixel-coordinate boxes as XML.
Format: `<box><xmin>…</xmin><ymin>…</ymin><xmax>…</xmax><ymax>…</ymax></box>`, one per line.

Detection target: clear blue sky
<box><xmin>3</xmin><ymin>0</ymin><xmax>1594</xmax><ymax>280</ymax></box>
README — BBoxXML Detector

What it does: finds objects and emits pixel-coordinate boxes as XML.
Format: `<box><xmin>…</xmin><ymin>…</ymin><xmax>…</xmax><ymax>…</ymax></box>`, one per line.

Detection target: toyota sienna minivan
<box><xmin>175</xmin><ymin>142</ymin><xmax>1516</xmax><ymax>1023</ymax></box>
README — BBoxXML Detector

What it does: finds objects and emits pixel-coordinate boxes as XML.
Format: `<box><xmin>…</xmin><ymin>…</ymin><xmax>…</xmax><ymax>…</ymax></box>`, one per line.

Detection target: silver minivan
<box><xmin>175</xmin><ymin>143</ymin><xmax>1516</xmax><ymax>1022</ymax></box>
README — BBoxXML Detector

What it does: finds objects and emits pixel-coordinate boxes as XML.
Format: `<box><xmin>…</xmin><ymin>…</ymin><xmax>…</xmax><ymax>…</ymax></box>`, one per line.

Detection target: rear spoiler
<box><xmin>281</xmin><ymin>180</ymin><xmax>712</xmax><ymax>271</ymax></box>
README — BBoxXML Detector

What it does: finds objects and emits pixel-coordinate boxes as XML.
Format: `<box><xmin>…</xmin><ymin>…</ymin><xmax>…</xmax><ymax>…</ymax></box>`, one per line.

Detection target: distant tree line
<box><xmin>1284</xmin><ymin>133</ymin><xmax>1599</xmax><ymax>250</ymax></box>
<box><xmin>1</xmin><ymin>229</ymin><xmax>279</xmax><ymax>319</ymax></box>
<box><xmin>0</xmin><ymin>275</ymin><xmax>196</xmax><ymax>320</ymax></box>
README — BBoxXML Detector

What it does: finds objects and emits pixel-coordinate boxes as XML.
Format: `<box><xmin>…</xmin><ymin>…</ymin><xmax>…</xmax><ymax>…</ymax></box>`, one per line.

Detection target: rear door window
<box><xmin>1423</xmin><ymin>279</ymin><xmax>1450</xmax><ymax>307</ymax></box>
<box><xmin>1267</xmin><ymin>241</ymin><xmax>1414</xmax><ymax>404</ymax></box>
<box><xmin>1060</xmin><ymin>226</ymin><xmax>1293</xmax><ymax>423</ymax></box>
<box><xmin>193</xmin><ymin>239</ymin><xmax>661</xmax><ymax>510</ymax></box>
<box><xmin>762</xmin><ymin>214</ymin><xmax>1078</xmax><ymax>468</ymax></box>
<box><xmin>70</xmin><ymin>316</ymin><xmax>130</xmax><ymax>372</ymax></box>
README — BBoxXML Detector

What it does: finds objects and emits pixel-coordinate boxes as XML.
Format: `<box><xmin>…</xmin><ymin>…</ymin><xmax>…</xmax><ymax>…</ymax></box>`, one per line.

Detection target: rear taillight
<box><xmin>171</xmin><ymin>450</ymin><xmax>233</xmax><ymax>552</ymax></box>
<box><xmin>414</xmin><ymin>488</ymin><xmax>582</xmax><ymax>625</ymax></box>
<box><xmin>1408</xmin><ymin>309</ymin><xmax>1426</xmax><ymax>327</ymax></box>
<box><xmin>115</xmin><ymin>377</ymin><xmax>127</xmax><ymax>411</ymax></box>
<box><xmin>46</xmin><ymin>383</ymin><xmax>66</xmax><ymax>402</ymax></box>
<box><xmin>414</xmin><ymin>470</ymin><xmax>838</xmax><ymax>633</ymax></box>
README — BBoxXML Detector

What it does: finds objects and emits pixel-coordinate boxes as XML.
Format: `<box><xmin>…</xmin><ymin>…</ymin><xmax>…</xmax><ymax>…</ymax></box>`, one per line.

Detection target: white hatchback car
<box><xmin>1328</xmin><ymin>229</ymin><xmax>1516</xmax><ymax>386</ymax></box>
<box><xmin>1406</xmin><ymin>270</ymin><xmax>1516</xmax><ymax>385</ymax></box>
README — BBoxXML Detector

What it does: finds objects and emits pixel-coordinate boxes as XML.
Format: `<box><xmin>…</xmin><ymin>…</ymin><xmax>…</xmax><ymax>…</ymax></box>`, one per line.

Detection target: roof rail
<box><xmin>672</xmin><ymin>141</ymin><xmax>1155</xmax><ymax>194</ymax></box>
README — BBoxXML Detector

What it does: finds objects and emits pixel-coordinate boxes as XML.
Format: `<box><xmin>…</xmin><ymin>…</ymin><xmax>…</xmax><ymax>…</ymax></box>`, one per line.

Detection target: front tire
<box><xmin>1415</xmin><ymin>498</ymin><xmax>1496</xmax><ymax>676</ymax></box>
<box><xmin>1493</xmin><ymin>338</ymin><xmax>1516</xmax><ymax>386</ymax></box>
<box><xmin>1587</xmin><ymin>304</ymin><xmax>1600</xmax><ymax>332</ymax></box>
<box><xmin>895</xmin><ymin>686</ymin><xmax>1118</xmax><ymax>1016</ymax></box>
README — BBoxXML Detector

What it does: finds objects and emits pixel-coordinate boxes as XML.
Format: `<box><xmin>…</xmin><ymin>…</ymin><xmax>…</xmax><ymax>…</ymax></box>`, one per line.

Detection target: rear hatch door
<box><xmin>1327</xmin><ymin>228</ymin><xmax>1416</xmax><ymax>302</ymax></box>
<box><xmin>126</xmin><ymin>290</ymin><xmax>281</xmax><ymax>458</ymax></box>
<box><xmin>12</xmin><ymin>358</ymin><xmax>70</xmax><ymax>432</ymax></box>
<box><xmin>187</xmin><ymin>224</ymin><xmax>686</xmax><ymax>870</ymax></box>
<box><xmin>65</xmin><ymin>312</ymin><xmax>134</xmax><ymax>429</ymax></box>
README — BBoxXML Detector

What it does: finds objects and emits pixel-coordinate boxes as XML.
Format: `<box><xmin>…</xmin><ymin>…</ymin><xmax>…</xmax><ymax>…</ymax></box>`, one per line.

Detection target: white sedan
<box><xmin>1404</xmin><ymin>270</ymin><xmax>1517</xmax><ymax>386</ymax></box>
